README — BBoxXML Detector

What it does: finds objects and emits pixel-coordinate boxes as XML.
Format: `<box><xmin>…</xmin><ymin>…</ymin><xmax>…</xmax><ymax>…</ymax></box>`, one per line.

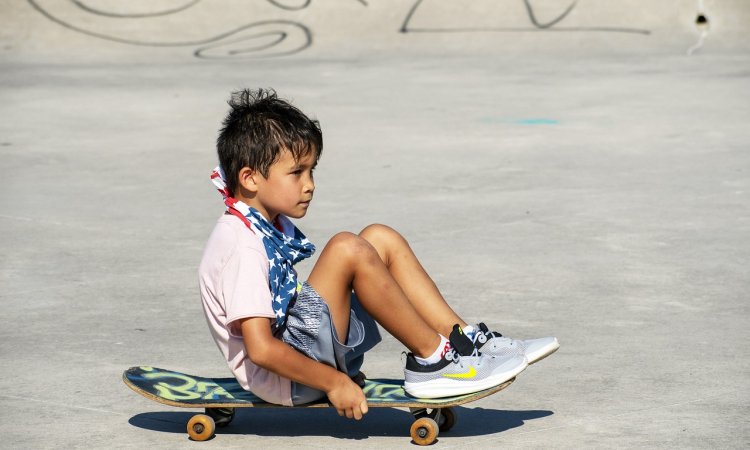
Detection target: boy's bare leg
<box><xmin>306</xmin><ymin>232</ymin><xmax>441</xmax><ymax>358</ymax></box>
<box><xmin>359</xmin><ymin>224</ymin><xmax>467</xmax><ymax>338</ymax></box>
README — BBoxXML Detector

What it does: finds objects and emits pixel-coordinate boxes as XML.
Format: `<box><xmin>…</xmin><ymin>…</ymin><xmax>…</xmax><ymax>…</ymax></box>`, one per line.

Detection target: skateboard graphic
<box><xmin>123</xmin><ymin>366</ymin><xmax>515</xmax><ymax>445</ymax></box>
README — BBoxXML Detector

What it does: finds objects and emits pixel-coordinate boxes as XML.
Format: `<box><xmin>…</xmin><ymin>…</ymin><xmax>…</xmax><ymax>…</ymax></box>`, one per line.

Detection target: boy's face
<box><xmin>247</xmin><ymin>149</ymin><xmax>316</xmax><ymax>222</ymax></box>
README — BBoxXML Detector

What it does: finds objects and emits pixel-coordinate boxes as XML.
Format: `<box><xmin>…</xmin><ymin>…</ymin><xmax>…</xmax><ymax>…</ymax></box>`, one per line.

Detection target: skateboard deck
<box><xmin>123</xmin><ymin>366</ymin><xmax>515</xmax><ymax>445</ymax></box>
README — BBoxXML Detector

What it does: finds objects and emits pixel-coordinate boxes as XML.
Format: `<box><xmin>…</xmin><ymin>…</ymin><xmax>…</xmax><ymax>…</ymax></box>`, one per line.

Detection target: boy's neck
<box><xmin>234</xmin><ymin>190</ymin><xmax>276</xmax><ymax>223</ymax></box>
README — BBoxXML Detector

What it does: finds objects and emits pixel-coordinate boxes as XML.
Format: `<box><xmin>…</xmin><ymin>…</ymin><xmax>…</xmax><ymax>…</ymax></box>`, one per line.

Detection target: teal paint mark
<box><xmin>479</xmin><ymin>117</ymin><xmax>560</xmax><ymax>125</ymax></box>
<box><xmin>515</xmin><ymin>118</ymin><xmax>559</xmax><ymax>125</ymax></box>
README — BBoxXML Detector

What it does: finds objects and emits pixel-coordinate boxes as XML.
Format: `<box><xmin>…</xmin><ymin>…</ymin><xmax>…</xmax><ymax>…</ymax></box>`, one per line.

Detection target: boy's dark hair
<box><xmin>217</xmin><ymin>88</ymin><xmax>323</xmax><ymax>195</ymax></box>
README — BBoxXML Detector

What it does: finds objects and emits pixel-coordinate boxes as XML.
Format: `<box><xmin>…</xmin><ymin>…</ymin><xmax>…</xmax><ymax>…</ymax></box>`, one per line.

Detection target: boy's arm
<box><xmin>239</xmin><ymin>317</ymin><xmax>368</xmax><ymax>420</ymax></box>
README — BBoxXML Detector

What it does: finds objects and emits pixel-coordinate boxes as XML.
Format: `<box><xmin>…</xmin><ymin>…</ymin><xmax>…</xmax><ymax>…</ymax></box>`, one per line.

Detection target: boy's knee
<box><xmin>359</xmin><ymin>224</ymin><xmax>406</xmax><ymax>250</ymax></box>
<box><xmin>359</xmin><ymin>223</ymin><xmax>401</xmax><ymax>242</ymax></box>
<box><xmin>327</xmin><ymin>232</ymin><xmax>379</xmax><ymax>264</ymax></box>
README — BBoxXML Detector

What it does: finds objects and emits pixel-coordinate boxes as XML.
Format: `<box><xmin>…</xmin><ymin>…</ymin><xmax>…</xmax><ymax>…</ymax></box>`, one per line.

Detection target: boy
<box><xmin>199</xmin><ymin>89</ymin><xmax>559</xmax><ymax>420</ymax></box>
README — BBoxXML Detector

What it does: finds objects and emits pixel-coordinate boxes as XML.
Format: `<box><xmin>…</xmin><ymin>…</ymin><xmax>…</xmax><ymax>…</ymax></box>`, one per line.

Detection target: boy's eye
<box><xmin>291</xmin><ymin>167</ymin><xmax>314</xmax><ymax>176</ymax></box>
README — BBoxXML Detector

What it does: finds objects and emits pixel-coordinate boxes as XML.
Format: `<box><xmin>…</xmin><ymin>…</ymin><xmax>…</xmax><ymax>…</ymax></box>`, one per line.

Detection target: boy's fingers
<box><xmin>345</xmin><ymin>409</ymin><xmax>353</xmax><ymax>419</ymax></box>
<box><xmin>337</xmin><ymin>409</ymin><xmax>344</xmax><ymax>417</ymax></box>
<box><xmin>351</xmin><ymin>401</ymin><xmax>367</xmax><ymax>420</ymax></box>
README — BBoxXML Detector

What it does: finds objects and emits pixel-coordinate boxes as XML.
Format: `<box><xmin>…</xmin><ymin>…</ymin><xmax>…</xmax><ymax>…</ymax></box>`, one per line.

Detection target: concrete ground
<box><xmin>1</xmin><ymin>1</ymin><xmax>749</xmax><ymax>449</ymax></box>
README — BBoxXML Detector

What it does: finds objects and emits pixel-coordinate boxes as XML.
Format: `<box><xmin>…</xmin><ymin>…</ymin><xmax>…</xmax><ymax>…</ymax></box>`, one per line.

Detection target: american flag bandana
<box><xmin>211</xmin><ymin>166</ymin><xmax>316</xmax><ymax>328</ymax></box>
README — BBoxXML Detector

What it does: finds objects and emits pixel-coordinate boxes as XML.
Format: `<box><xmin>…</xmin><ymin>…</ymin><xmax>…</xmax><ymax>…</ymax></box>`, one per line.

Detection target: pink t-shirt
<box><xmin>198</xmin><ymin>214</ymin><xmax>293</xmax><ymax>406</ymax></box>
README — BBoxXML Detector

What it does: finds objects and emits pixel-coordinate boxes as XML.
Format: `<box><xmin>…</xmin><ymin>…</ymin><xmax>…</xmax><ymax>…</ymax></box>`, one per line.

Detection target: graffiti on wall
<box><xmin>401</xmin><ymin>0</ymin><xmax>650</xmax><ymax>35</ymax></box>
<box><xmin>28</xmin><ymin>0</ymin><xmax>649</xmax><ymax>59</ymax></box>
<box><xmin>27</xmin><ymin>0</ymin><xmax>328</xmax><ymax>58</ymax></box>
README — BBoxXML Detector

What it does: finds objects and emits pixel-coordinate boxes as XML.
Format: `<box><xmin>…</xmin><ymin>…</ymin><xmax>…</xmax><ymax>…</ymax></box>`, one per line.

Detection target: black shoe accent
<box><xmin>449</xmin><ymin>324</ymin><xmax>476</xmax><ymax>356</ymax></box>
<box><xmin>404</xmin><ymin>352</ymin><xmax>452</xmax><ymax>372</ymax></box>
<box><xmin>478</xmin><ymin>322</ymin><xmax>503</xmax><ymax>338</ymax></box>
<box><xmin>405</xmin><ymin>324</ymin><xmax>477</xmax><ymax>372</ymax></box>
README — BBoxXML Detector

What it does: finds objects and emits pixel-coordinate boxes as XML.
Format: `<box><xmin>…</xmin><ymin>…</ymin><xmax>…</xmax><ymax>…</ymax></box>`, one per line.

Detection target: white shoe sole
<box><xmin>526</xmin><ymin>338</ymin><xmax>560</xmax><ymax>365</ymax></box>
<box><xmin>404</xmin><ymin>356</ymin><xmax>527</xmax><ymax>399</ymax></box>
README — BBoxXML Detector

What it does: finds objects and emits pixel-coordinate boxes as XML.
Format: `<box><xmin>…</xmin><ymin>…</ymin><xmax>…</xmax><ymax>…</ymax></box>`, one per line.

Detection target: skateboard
<box><xmin>123</xmin><ymin>366</ymin><xmax>514</xmax><ymax>445</ymax></box>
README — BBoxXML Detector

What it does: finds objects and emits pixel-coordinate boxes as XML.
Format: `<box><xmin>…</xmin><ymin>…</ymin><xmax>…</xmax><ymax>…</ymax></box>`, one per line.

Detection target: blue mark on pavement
<box><xmin>515</xmin><ymin>118</ymin><xmax>559</xmax><ymax>125</ymax></box>
<box><xmin>479</xmin><ymin>117</ymin><xmax>560</xmax><ymax>125</ymax></box>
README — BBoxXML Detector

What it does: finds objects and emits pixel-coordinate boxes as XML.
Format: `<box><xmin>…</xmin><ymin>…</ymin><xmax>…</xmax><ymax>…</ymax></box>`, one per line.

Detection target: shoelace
<box><xmin>444</xmin><ymin>346</ymin><xmax>480</xmax><ymax>369</ymax></box>
<box><xmin>474</xmin><ymin>330</ymin><xmax>503</xmax><ymax>346</ymax></box>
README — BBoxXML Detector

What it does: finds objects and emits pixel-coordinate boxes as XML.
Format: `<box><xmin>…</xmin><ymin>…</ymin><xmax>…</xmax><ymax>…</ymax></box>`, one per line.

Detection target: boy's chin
<box><xmin>287</xmin><ymin>210</ymin><xmax>308</xmax><ymax>219</ymax></box>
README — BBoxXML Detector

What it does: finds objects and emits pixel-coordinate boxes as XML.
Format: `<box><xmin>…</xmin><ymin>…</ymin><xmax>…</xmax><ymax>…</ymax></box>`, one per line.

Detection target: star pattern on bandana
<box><xmin>211</xmin><ymin>166</ymin><xmax>316</xmax><ymax>328</ymax></box>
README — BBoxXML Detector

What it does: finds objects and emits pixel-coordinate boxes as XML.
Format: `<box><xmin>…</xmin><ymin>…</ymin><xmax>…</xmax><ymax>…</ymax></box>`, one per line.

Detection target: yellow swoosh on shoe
<box><xmin>442</xmin><ymin>366</ymin><xmax>477</xmax><ymax>379</ymax></box>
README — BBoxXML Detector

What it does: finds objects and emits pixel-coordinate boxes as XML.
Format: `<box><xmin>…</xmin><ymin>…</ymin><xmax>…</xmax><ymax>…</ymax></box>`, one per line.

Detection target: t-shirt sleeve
<box><xmin>222</xmin><ymin>245</ymin><xmax>275</xmax><ymax>338</ymax></box>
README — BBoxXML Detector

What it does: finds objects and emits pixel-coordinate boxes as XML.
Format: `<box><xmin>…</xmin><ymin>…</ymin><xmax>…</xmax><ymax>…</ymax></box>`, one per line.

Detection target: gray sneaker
<box><xmin>403</xmin><ymin>325</ymin><xmax>527</xmax><ymax>398</ymax></box>
<box><xmin>473</xmin><ymin>323</ymin><xmax>559</xmax><ymax>365</ymax></box>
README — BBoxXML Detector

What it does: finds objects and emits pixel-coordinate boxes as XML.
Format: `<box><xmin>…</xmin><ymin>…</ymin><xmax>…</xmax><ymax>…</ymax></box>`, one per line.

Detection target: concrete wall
<box><xmin>2</xmin><ymin>0</ymin><xmax>749</xmax><ymax>62</ymax></box>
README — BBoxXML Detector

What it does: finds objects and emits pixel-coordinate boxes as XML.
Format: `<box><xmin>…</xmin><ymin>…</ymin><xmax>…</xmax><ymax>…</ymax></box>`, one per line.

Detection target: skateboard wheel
<box><xmin>187</xmin><ymin>414</ymin><xmax>215</xmax><ymax>441</ymax></box>
<box><xmin>437</xmin><ymin>407</ymin><xmax>456</xmax><ymax>433</ymax></box>
<box><xmin>410</xmin><ymin>417</ymin><xmax>439</xmax><ymax>446</ymax></box>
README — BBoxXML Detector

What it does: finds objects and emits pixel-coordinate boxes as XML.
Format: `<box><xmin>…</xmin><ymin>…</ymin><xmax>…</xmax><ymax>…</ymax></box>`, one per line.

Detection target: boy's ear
<box><xmin>237</xmin><ymin>167</ymin><xmax>260</xmax><ymax>193</ymax></box>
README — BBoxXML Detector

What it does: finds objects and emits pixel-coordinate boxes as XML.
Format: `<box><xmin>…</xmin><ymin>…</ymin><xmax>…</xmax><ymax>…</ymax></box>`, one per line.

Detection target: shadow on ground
<box><xmin>129</xmin><ymin>406</ymin><xmax>553</xmax><ymax>440</ymax></box>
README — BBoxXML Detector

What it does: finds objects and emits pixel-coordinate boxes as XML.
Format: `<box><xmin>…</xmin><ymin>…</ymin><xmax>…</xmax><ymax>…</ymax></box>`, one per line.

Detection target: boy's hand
<box><xmin>326</xmin><ymin>373</ymin><xmax>368</xmax><ymax>420</ymax></box>
<box><xmin>240</xmin><ymin>317</ymin><xmax>367</xmax><ymax>418</ymax></box>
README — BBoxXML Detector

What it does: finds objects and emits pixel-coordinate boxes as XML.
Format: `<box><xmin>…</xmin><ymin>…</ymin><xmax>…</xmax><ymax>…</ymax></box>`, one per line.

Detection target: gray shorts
<box><xmin>280</xmin><ymin>282</ymin><xmax>382</xmax><ymax>405</ymax></box>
